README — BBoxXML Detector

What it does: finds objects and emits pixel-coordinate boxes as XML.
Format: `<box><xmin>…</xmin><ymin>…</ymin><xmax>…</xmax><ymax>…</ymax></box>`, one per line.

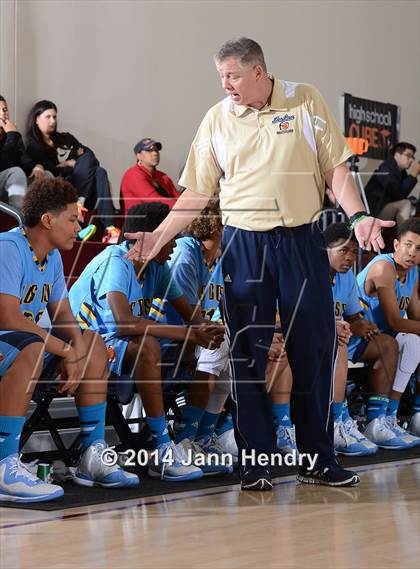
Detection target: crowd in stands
<box><xmin>0</xmin><ymin>93</ymin><xmax>419</xmax><ymax>503</ymax></box>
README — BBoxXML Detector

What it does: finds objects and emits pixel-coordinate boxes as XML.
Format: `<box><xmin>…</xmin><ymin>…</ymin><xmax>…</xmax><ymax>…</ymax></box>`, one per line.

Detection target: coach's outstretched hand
<box><xmin>354</xmin><ymin>217</ymin><xmax>395</xmax><ymax>252</ymax></box>
<box><xmin>124</xmin><ymin>231</ymin><xmax>162</xmax><ymax>262</ymax></box>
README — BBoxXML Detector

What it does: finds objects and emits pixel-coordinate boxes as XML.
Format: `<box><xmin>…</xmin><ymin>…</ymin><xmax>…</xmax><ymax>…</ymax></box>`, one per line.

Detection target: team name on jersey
<box><xmin>334</xmin><ymin>301</ymin><xmax>347</xmax><ymax>318</ymax></box>
<box><xmin>199</xmin><ymin>283</ymin><xmax>223</xmax><ymax>302</ymax></box>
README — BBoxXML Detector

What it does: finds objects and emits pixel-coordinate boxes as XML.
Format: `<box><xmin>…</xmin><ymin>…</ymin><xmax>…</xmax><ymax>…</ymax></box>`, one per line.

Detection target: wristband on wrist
<box><xmin>348</xmin><ymin>211</ymin><xmax>369</xmax><ymax>230</ymax></box>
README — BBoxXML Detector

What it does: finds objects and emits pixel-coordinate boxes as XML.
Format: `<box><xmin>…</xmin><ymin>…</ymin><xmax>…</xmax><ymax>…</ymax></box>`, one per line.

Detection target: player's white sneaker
<box><xmin>148</xmin><ymin>440</ymin><xmax>203</xmax><ymax>482</ymax></box>
<box><xmin>74</xmin><ymin>440</ymin><xmax>139</xmax><ymax>487</ymax></box>
<box><xmin>0</xmin><ymin>454</ymin><xmax>64</xmax><ymax>503</ymax></box>
<box><xmin>334</xmin><ymin>419</ymin><xmax>377</xmax><ymax>456</ymax></box>
<box><xmin>364</xmin><ymin>416</ymin><xmax>419</xmax><ymax>449</ymax></box>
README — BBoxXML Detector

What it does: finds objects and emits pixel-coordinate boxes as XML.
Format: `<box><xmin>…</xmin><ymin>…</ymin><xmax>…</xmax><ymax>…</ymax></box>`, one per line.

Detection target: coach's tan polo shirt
<box><xmin>179</xmin><ymin>77</ymin><xmax>353</xmax><ymax>231</ymax></box>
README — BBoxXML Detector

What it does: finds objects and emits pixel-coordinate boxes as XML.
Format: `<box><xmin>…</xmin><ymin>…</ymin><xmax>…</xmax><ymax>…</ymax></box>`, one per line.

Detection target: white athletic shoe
<box><xmin>74</xmin><ymin>440</ymin><xmax>139</xmax><ymax>488</ymax></box>
<box><xmin>408</xmin><ymin>412</ymin><xmax>420</xmax><ymax>437</ymax></box>
<box><xmin>384</xmin><ymin>416</ymin><xmax>420</xmax><ymax>447</ymax></box>
<box><xmin>214</xmin><ymin>429</ymin><xmax>238</xmax><ymax>464</ymax></box>
<box><xmin>364</xmin><ymin>416</ymin><xmax>419</xmax><ymax>449</ymax></box>
<box><xmin>334</xmin><ymin>419</ymin><xmax>378</xmax><ymax>456</ymax></box>
<box><xmin>178</xmin><ymin>437</ymin><xmax>232</xmax><ymax>476</ymax></box>
<box><xmin>148</xmin><ymin>440</ymin><xmax>203</xmax><ymax>482</ymax></box>
<box><xmin>0</xmin><ymin>454</ymin><xmax>64</xmax><ymax>503</ymax></box>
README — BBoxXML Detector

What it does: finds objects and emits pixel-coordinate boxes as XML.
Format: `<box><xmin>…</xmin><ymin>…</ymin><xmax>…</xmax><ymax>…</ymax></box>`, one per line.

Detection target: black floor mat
<box><xmin>2</xmin><ymin>447</ymin><xmax>418</xmax><ymax>511</ymax></box>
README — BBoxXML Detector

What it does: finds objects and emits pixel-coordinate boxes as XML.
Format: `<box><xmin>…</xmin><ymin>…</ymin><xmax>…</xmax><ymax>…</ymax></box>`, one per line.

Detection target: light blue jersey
<box><xmin>150</xmin><ymin>236</ymin><xmax>223</xmax><ymax>325</ymax></box>
<box><xmin>356</xmin><ymin>253</ymin><xmax>418</xmax><ymax>334</ymax></box>
<box><xmin>0</xmin><ymin>227</ymin><xmax>68</xmax><ymax>324</ymax></box>
<box><xmin>69</xmin><ymin>241</ymin><xmax>183</xmax><ymax>340</ymax></box>
<box><xmin>330</xmin><ymin>270</ymin><xmax>363</xmax><ymax>319</ymax></box>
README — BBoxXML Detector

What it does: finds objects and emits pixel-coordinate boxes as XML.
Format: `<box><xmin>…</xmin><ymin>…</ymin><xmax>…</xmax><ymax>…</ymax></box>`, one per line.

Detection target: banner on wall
<box><xmin>342</xmin><ymin>93</ymin><xmax>400</xmax><ymax>160</ymax></box>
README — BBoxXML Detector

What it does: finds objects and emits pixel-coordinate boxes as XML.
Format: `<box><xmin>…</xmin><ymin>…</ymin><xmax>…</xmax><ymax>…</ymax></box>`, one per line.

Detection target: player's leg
<box><xmin>381</xmin><ymin>333</ymin><xmax>420</xmax><ymax>447</ymax></box>
<box><xmin>0</xmin><ymin>331</ymin><xmax>64</xmax><ymax>502</ymax></box>
<box><xmin>73</xmin><ymin>330</ymin><xmax>139</xmax><ymax>488</ymax></box>
<box><xmin>333</xmin><ymin>342</ymin><xmax>377</xmax><ymax>456</ymax></box>
<box><xmin>124</xmin><ymin>334</ymin><xmax>202</xmax><ymax>482</ymax></box>
<box><xmin>265</xmin><ymin>341</ymin><xmax>296</xmax><ymax>455</ymax></box>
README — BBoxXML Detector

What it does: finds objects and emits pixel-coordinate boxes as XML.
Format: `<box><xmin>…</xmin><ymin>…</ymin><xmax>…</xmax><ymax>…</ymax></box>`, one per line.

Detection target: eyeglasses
<box><xmin>401</xmin><ymin>151</ymin><xmax>415</xmax><ymax>160</ymax></box>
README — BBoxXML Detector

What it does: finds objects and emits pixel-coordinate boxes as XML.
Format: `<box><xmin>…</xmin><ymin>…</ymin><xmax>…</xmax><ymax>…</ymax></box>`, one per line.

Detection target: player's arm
<box><xmin>372</xmin><ymin>263</ymin><xmax>420</xmax><ymax>334</ymax></box>
<box><xmin>407</xmin><ymin>284</ymin><xmax>420</xmax><ymax>322</ymax></box>
<box><xmin>107</xmin><ymin>291</ymin><xmax>223</xmax><ymax>348</ymax></box>
<box><xmin>0</xmin><ymin>293</ymin><xmax>76</xmax><ymax>358</ymax></box>
<box><xmin>169</xmin><ymin>295</ymin><xmax>206</xmax><ymax>325</ymax></box>
<box><xmin>47</xmin><ymin>298</ymin><xmax>88</xmax><ymax>356</ymax></box>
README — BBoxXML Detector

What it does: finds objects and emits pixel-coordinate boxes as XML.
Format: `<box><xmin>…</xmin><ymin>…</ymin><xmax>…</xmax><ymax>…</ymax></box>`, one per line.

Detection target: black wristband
<box><xmin>348</xmin><ymin>211</ymin><xmax>368</xmax><ymax>226</ymax></box>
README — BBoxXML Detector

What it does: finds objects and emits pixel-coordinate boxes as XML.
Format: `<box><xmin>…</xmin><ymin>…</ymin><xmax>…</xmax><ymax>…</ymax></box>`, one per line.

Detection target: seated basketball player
<box><xmin>147</xmin><ymin>200</ymin><xmax>235</xmax><ymax>473</ymax></box>
<box><xmin>324</xmin><ymin>222</ymin><xmax>419</xmax><ymax>451</ymax></box>
<box><xmin>352</xmin><ymin>218</ymin><xmax>420</xmax><ymax>446</ymax></box>
<box><xmin>0</xmin><ymin>178</ymin><xmax>138</xmax><ymax>503</ymax></box>
<box><xmin>69</xmin><ymin>202</ymin><xmax>225</xmax><ymax>481</ymax></box>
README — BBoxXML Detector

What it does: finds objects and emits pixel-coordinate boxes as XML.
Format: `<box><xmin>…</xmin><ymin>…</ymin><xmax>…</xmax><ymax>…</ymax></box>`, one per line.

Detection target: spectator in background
<box><xmin>120</xmin><ymin>138</ymin><xmax>179</xmax><ymax>215</ymax></box>
<box><xmin>365</xmin><ymin>142</ymin><xmax>420</xmax><ymax>228</ymax></box>
<box><xmin>0</xmin><ymin>95</ymin><xmax>27</xmax><ymax>211</ymax></box>
<box><xmin>23</xmin><ymin>100</ymin><xmax>120</xmax><ymax>243</ymax></box>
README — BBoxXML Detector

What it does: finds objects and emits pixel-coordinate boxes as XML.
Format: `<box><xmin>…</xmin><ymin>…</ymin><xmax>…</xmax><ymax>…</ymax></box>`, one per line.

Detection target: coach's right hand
<box><xmin>124</xmin><ymin>231</ymin><xmax>163</xmax><ymax>262</ymax></box>
<box><xmin>58</xmin><ymin>347</ymin><xmax>83</xmax><ymax>395</ymax></box>
<box><xmin>192</xmin><ymin>323</ymin><xmax>225</xmax><ymax>350</ymax></box>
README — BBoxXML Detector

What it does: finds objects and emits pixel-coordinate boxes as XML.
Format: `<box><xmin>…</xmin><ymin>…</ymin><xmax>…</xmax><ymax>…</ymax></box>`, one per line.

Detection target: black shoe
<box><xmin>240</xmin><ymin>466</ymin><xmax>273</xmax><ymax>491</ymax></box>
<box><xmin>297</xmin><ymin>465</ymin><xmax>360</xmax><ymax>487</ymax></box>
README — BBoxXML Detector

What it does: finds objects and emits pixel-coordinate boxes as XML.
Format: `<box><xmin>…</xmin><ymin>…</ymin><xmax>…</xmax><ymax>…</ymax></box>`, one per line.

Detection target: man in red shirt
<box><xmin>120</xmin><ymin>138</ymin><xmax>179</xmax><ymax>215</ymax></box>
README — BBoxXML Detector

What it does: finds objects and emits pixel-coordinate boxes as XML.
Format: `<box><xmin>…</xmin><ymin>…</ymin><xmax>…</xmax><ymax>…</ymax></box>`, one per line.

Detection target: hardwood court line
<box><xmin>1</xmin><ymin>458</ymin><xmax>418</xmax><ymax>531</ymax></box>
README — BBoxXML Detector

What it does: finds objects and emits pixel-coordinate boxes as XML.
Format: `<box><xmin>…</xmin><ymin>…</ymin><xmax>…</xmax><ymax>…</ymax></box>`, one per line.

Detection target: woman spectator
<box><xmin>0</xmin><ymin>95</ymin><xmax>27</xmax><ymax>211</ymax></box>
<box><xmin>23</xmin><ymin>100</ymin><xmax>120</xmax><ymax>242</ymax></box>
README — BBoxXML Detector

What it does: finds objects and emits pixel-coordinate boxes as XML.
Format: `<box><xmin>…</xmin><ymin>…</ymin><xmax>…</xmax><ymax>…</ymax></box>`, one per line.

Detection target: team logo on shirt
<box><xmin>272</xmin><ymin>113</ymin><xmax>295</xmax><ymax>135</ymax></box>
<box><xmin>0</xmin><ymin>352</ymin><xmax>4</xmax><ymax>363</ymax></box>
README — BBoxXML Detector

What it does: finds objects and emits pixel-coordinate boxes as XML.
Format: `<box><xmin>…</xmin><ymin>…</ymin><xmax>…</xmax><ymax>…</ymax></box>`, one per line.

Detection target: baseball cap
<box><xmin>133</xmin><ymin>138</ymin><xmax>162</xmax><ymax>154</ymax></box>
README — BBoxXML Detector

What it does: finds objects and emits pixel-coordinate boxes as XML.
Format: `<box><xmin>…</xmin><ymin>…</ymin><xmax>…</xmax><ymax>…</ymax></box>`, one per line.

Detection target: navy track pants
<box><xmin>222</xmin><ymin>223</ymin><xmax>336</xmax><ymax>470</ymax></box>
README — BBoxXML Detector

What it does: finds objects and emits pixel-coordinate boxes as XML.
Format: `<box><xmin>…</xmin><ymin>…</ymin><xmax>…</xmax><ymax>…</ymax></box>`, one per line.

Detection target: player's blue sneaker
<box><xmin>364</xmin><ymin>416</ymin><xmax>420</xmax><ymax>449</ymax></box>
<box><xmin>178</xmin><ymin>437</ymin><xmax>233</xmax><ymax>476</ymax></box>
<box><xmin>148</xmin><ymin>440</ymin><xmax>203</xmax><ymax>482</ymax></box>
<box><xmin>197</xmin><ymin>434</ymin><xmax>234</xmax><ymax>475</ymax></box>
<box><xmin>0</xmin><ymin>454</ymin><xmax>64</xmax><ymax>503</ymax></box>
<box><xmin>384</xmin><ymin>416</ymin><xmax>420</xmax><ymax>447</ymax></box>
<box><xmin>276</xmin><ymin>424</ymin><xmax>298</xmax><ymax>455</ymax></box>
<box><xmin>334</xmin><ymin>419</ymin><xmax>378</xmax><ymax>456</ymax></box>
<box><xmin>74</xmin><ymin>440</ymin><xmax>139</xmax><ymax>488</ymax></box>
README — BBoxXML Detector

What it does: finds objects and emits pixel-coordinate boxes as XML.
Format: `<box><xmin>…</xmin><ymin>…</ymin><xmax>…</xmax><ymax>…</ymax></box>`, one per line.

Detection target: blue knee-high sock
<box><xmin>175</xmin><ymin>405</ymin><xmax>204</xmax><ymax>443</ymax></box>
<box><xmin>0</xmin><ymin>416</ymin><xmax>26</xmax><ymax>461</ymax></box>
<box><xmin>413</xmin><ymin>394</ymin><xmax>420</xmax><ymax>414</ymax></box>
<box><xmin>386</xmin><ymin>398</ymin><xmax>400</xmax><ymax>417</ymax></box>
<box><xmin>367</xmin><ymin>396</ymin><xmax>388</xmax><ymax>422</ymax></box>
<box><xmin>332</xmin><ymin>401</ymin><xmax>344</xmax><ymax>423</ymax></box>
<box><xmin>196</xmin><ymin>411</ymin><xmax>220</xmax><ymax>442</ymax></box>
<box><xmin>146</xmin><ymin>415</ymin><xmax>170</xmax><ymax>447</ymax></box>
<box><xmin>217</xmin><ymin>413</ymin><xmax>234</xmax><ymax>435</ymax></box>
<box><xmin>272</xmin><ymin>403</ymin><xmax>292</xmax><ymax>428</ymax></box>
<box><xmin>77</xmin><ymin>402</ymin><xmax>106</xmax><ymax>450</ymax></box>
